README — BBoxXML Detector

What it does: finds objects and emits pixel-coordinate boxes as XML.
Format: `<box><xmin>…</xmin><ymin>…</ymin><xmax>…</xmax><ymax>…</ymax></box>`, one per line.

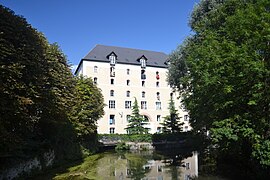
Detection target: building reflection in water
<box><xmin>96</xmin><ymin>151</ymin><xmax>198</xmax><ymax>180</ymax></box>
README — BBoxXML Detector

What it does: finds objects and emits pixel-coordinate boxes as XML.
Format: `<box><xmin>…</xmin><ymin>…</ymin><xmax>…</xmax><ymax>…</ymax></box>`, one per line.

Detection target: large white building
<box><xmin>75</xmin><ymin>45</ymin><xmax>190</xmax><ymax>134</ymax></box>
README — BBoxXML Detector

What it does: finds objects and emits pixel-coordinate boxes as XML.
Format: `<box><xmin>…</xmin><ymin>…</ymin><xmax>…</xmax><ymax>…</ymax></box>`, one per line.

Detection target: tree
<box><xmin>168</xmin><ymin>0</ymin><xmax>270</xmax><ymax>168</ymax></box>
<box><xmin>162</xmin><ymin>97</ymin><xmax>183</xmax><ymax>133</ymax></box>
<box><xmin>0</xmin><ymin>5</ymin><xmax>79</xmax><ymax>162</ymax></box>
<box><xmin>70</xmin><ymin>76</ymin><xmax>104</xmax><ymax>149</ymax></box>
<box><xmin>125</xmin><ymin>98</ymin><xmax>149</xmax><ymax>134</ymax></box>
<box><xmin>0</xmin><ymin>5</ymin><xmax>52</xmax><ymax>155</ymax></box>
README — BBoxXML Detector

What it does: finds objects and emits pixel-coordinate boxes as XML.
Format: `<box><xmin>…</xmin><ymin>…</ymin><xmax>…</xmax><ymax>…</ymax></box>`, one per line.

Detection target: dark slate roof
<box><xmin>75</xmin><ymin>45</ymin><xmax>168</xmax><ymax>74</ymax></box>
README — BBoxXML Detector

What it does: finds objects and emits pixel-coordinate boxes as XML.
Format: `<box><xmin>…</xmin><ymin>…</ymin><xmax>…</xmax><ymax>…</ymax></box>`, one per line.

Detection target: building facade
<box><xmin>75</xmin><ymin>45</ymin><xmax>190</xmax><ymax>134</ymax></box>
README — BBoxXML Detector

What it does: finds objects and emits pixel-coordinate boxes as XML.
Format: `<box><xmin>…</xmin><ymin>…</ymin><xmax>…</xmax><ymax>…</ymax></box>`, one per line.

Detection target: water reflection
<box><xmin>96</xmin><ymin>150</ymin><xmax>198</xmax><ymax>180</ymax></box>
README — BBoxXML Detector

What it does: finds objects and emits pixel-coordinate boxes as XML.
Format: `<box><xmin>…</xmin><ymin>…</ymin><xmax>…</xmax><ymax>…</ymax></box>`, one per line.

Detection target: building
<box><xmin>75</xmin><ymin>45</ymin><xmax>190</xmax><ymax>134</ymax></box>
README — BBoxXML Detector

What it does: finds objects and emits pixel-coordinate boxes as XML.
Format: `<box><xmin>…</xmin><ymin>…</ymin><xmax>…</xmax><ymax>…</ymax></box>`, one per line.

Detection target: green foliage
<box><xmin>115</xmin><ymin>142</ymin><xmax>130</xmax><ymax>151</ymax></box>
<box><xmin>98</xmin><ymin>134</ymin><xmax>152</xmax><ymax>143</ymax></box>
<box><xmin>0</xmin><ymin>5</ymin><xmax>49</xmax><ymax>154</ymax></box>
<box><xmin>0</xmin><ymin>5</ymin><xmax>104</xmax><ymax>172</ymax></box>
<box><xmin>161</xmin><ymin>97</ymin><xmax>184</xmax><ymax>133</ymax></box>
<box><xmin>168</xmin><ymin>0</ymin><xmax>270</xmax><ymax>168</ymax></box>
<box><xmin>0</xmin><ymin>4</ymin><xmax>83</xmax><ymax>164</ymax></box>
<box><xmin>70</xmin><ymin>76</ymin><xmax>104</xmax><ymax>138</ymax></box>
<box><xmin>125</xmin><ymin>98</ymin><xmax>149</xmax><ymax>134</ymax></box>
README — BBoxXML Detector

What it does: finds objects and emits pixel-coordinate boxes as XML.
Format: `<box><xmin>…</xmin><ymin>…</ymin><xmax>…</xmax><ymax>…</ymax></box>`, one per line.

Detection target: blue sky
<box><xmin>0</xmin><ymin>0</ymin><xmax>199</xmax><ymax>70</ymax></box>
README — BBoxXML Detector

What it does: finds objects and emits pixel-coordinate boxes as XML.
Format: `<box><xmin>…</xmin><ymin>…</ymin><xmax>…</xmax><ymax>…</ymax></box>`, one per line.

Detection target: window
<box><xmin>156</xmin><ymin>81</ymin><xmax>159</xmax><ymax>87</ymax></box>
<box><xmin>94</xmin><ymin>77</ymin><xmax>97</xmax><ymax>84</ymax></box>
<box><xmin>156</xmin><ymin>102</ymin><xmax>161</xmax><ymax>110</ymax></box>
<box><xmin>126</xmin><ymin>115</ymin><xmax>131</xmax><ymax>122</ymax></box>
<box><xmin>157</xmin><ymin>127</ymin><xmax>162</xmax><ymax>133</ymax></box>
<box><xmin>157</xmin><ymin>92</ymin><xmax>160</xmax><ymax>100</ymax></box>
<box><xmin>109</xmin><ymin>115</ymin><xmax>115</xmax><ymax>125</ymax></box>
<box><xmin>109</xmin><ymin>54</ymin><xmax>116</xmax><ymax>65</ymax></box>
<box><xmin>184</xmin><ymin>174</ymin><xmax>191</xmax><ymax>180</ymax></box>
<box><xmin>127</xmin><ymin>80</ymin><xmax>130</xmax><ymax>86</ymax></box>
<box><xmin>142</xmin><ymin>91</ymin><xmax>145</xmax><ymax>98</ymax></box>
<box><xmin>125</xmin><ymin>101</ymin><xmax>132</xmax><ymax>109</ymax></box>
<box><xmin>157</xmin><ymin>115</ymin><xmax>161</xmax><ymax>122</ymax></box>
<box><xmin>127</xmin><ymin>69</ymin><xmax>130</xmax><ymax>75</ymax></box>
<box><xmin>156</xmin><ymin>71</ymin><xmax>160</xmax><ymax>80</ymax></box>
<box><xmin>185</xmin><ymin>162</ymin><xmax>190</xmax><ymax>170</ymax></box>
<box><xmin>110</xmin><ymin>67</ymin><xmax>115</xmax><ymax>77</ymax></box>
<box><xmin>170</xmin><ymin>92</ymin><xmax>173</xmax><ymax>97</ymax></box>
<box><xmin>184</xmin><ymin>115</ymin><xmax>189</xmax><ymax>121</ymax></box>
<box><xmin>109</xmin><ymin>100</ymin><xmax>115</xmax><ymax>108</ymax></box>
<box><xmin>184</xmin><ymin>126</ymin><xmax>189</xmax><ymax>132</ymax></box>
<box><xmin>94</xmin><ymin>66</ymin><xmax>98</xmax><ymax>73</ymax></box>
<box><xmin>141</xmin><ymin>70</ymin><xmax>146</xmax><ymax>79</ymax></box>
<box><xmin>141</xmin><ymin>101</ymin><xmax>147</xmax><ymax>109</ymax></box>
<box><xmin>142</xmin><ymin>81</ymin><xmax>145</xmax><ymax>87</ymax></box>
<box><xmin>126</xmin><ymin>91</ymin><xmax>130</xmax><ymax>97</ymax></box>
<box><xmin>109</xmin><ymin>127</ymin><xmax>115</xmax><ymax>134</ymax></box>
<box><xmin>110</xmin><ymin>79</ymin><xmax>114</xmax><ymax>85</ymax></box>
<box><xmin>110</xmin><ymin>90</ymin><xmax>114</xmax><ymax>97</ymax></box>
<box><xmin>140</xmin><ymin>57</ymin><xmax>146</xmax><ymax>68</ymax></box>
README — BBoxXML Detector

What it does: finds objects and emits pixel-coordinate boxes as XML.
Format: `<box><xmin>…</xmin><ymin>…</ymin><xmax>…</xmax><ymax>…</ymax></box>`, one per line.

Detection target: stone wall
<box><xmin>126</xmin><ymin>142</ymin><xmax>154</xmax><ymax>151</ymax></box>
<box><xmin>0</xmin><ymin>150</ymin><xmax>55</xmax><ymax>180</ymax></box>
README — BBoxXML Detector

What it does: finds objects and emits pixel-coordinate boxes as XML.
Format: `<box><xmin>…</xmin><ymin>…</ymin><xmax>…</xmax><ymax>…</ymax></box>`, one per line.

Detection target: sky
<box><xmin>0</xmin><ymin>0</ymin><xmax>199</xmax><ymax>71</ymax></box>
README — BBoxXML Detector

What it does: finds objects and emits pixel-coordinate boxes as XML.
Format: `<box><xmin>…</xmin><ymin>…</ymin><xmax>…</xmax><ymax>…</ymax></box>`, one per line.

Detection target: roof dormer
<box><xmin>164</xmin><ymin>58</ymin><xmax>170</xmax><ymax>66</ymax></box>
<box><xmin>137</xmin><ymin>55</ymin><xmax>147</xmax><ymax>68</ymax></box>
<box><xmin>107</xmin><ymin>51</ymin><xmax>117</xmax><ymax>66</ymax></box>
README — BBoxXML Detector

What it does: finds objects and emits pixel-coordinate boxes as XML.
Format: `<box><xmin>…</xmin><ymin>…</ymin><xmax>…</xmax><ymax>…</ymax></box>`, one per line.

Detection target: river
<box><xmin>33</xmin><ymin>148</ymin><xmax>229</xmax><ymax>180</ymax></box>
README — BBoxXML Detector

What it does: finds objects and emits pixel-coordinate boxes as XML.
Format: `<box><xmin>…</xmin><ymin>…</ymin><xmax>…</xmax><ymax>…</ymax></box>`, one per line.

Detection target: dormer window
<box><xmin>140</xmin><ymin>58</ymin><xmax>146</xmax><ymax>68</ymax></box>
<box><xmin>137</xmin><ymin>55</ymin><xmax>147</xmax><ymax>68</ymax></box>
<box><xmin>110</xmin><ymin>54</ymin><xmax>116</xmax><ymax>65</ymax></box>
<box><xmin>107</xmin><ymin>52</ymin><xmax>117</xmax><ymax>66</ymax></box>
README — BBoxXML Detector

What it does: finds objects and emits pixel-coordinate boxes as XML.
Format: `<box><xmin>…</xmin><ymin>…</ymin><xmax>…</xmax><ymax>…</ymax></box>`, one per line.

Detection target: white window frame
<box><xmin>109</xmin><ymin>127</ymin><xmax>115</xmax><ymax>134</ymax></box>
<box><xmin>110</xmin><ymin>90</ymin><xmax>114</xmax><ymax>97</ymax></box>
<box><xmin>109</xmin><ymin>115</ymin><xmax>115</xmax><ymax>125</ymax></box>
<box><xmin>126</xmin><ymin>91</ymin><xmax>130</xmax><ymax>97</ymax></box>
<box><xmin>109</xmin><ymin>54</ymin><xmax>116</xmax><ymax>65</ymax></box>
<box><xmin>94</xmin><ymin>66</ymin><xmax>98</xmax><ymax>73</ymax></box>
<box><xmin>184</xmin><ymin>115</ymin><xmax>189</xmax><ymax>121</ymax></box>
<box><xmin>157</xmin><ymin>115</ymin><xmax>161</xmax><ymax>122</ymax></box>
<box><xmin>94</xmin><ymin>77</ymin><xmax>97</xmax><ymax>84</ymax></box>
<box><xmin>140</xmin><ymin>58</ymin><xmax>146</xmax><ymax>68</ymax></box>
<box><xmin>111</xmin><ymin>79</ymin><xmax>114</xmax><ymax>85</ymax></box>
<box><xmin>142</xmin><ymin>91</ymin><xmax>145</xmax><ymax>98</ymax></box>
<box><xmin>156</xmin><ymin>101</ymin><xmax>161</xmax><ymax>110</ymax></box>
<box><xmin>141</xmin><ymin>101</ymin><xmax>147</xmax><ymax>109</ymax></box>
<box><xmin>125</xmin><ymin>101</ymin><xmax>132</xmax><ymax>109</ymax></box>
<box><xmin>109</xmin><ymin>100</ymin><xmax>115</xmax><ymax>109</ymax></box>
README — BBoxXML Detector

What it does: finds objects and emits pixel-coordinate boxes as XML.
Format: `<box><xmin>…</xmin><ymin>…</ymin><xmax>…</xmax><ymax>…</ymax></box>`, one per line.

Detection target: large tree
<box><xmin>0</xmin><ymin>5</ymin><xmax>77</xmax><ymax>161</ymax></box>
<box><xmin>162</xmin><ymin>97</ymin><xmax>183</xmax><ymax>133</ymax></box>
<box><xmin>168</xmin><ymin>0</ymin><xmax>270</xmax><ymax>167</ymax></box>
<box><xmin>0</xmin><ymin>5</ymin><xmax>54</xmax><ymax>155</ymax></box>
<box><xmin>125</xmin><ymin>98</ymin><xmax>149</xmax><ymax>134</ymax></box>
<box><xmin>70</xmin><ymin>76</ymin><xmax>104</xmax><ymax>149</ymax></box>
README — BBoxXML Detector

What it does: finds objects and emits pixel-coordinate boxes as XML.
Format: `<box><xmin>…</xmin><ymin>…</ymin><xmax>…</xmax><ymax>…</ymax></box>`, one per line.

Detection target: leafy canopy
<box><xmin>168</xmin><ymin>0</ymin><xmax>270</xmax><ymax>167</ymax></box>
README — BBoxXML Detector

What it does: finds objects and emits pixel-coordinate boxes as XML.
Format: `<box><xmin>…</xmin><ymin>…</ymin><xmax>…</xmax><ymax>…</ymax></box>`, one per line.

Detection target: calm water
<box><xmin>34</xmin><ymin>149</ymin><xmax>230</xmax><ymax>180</ymax></box>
